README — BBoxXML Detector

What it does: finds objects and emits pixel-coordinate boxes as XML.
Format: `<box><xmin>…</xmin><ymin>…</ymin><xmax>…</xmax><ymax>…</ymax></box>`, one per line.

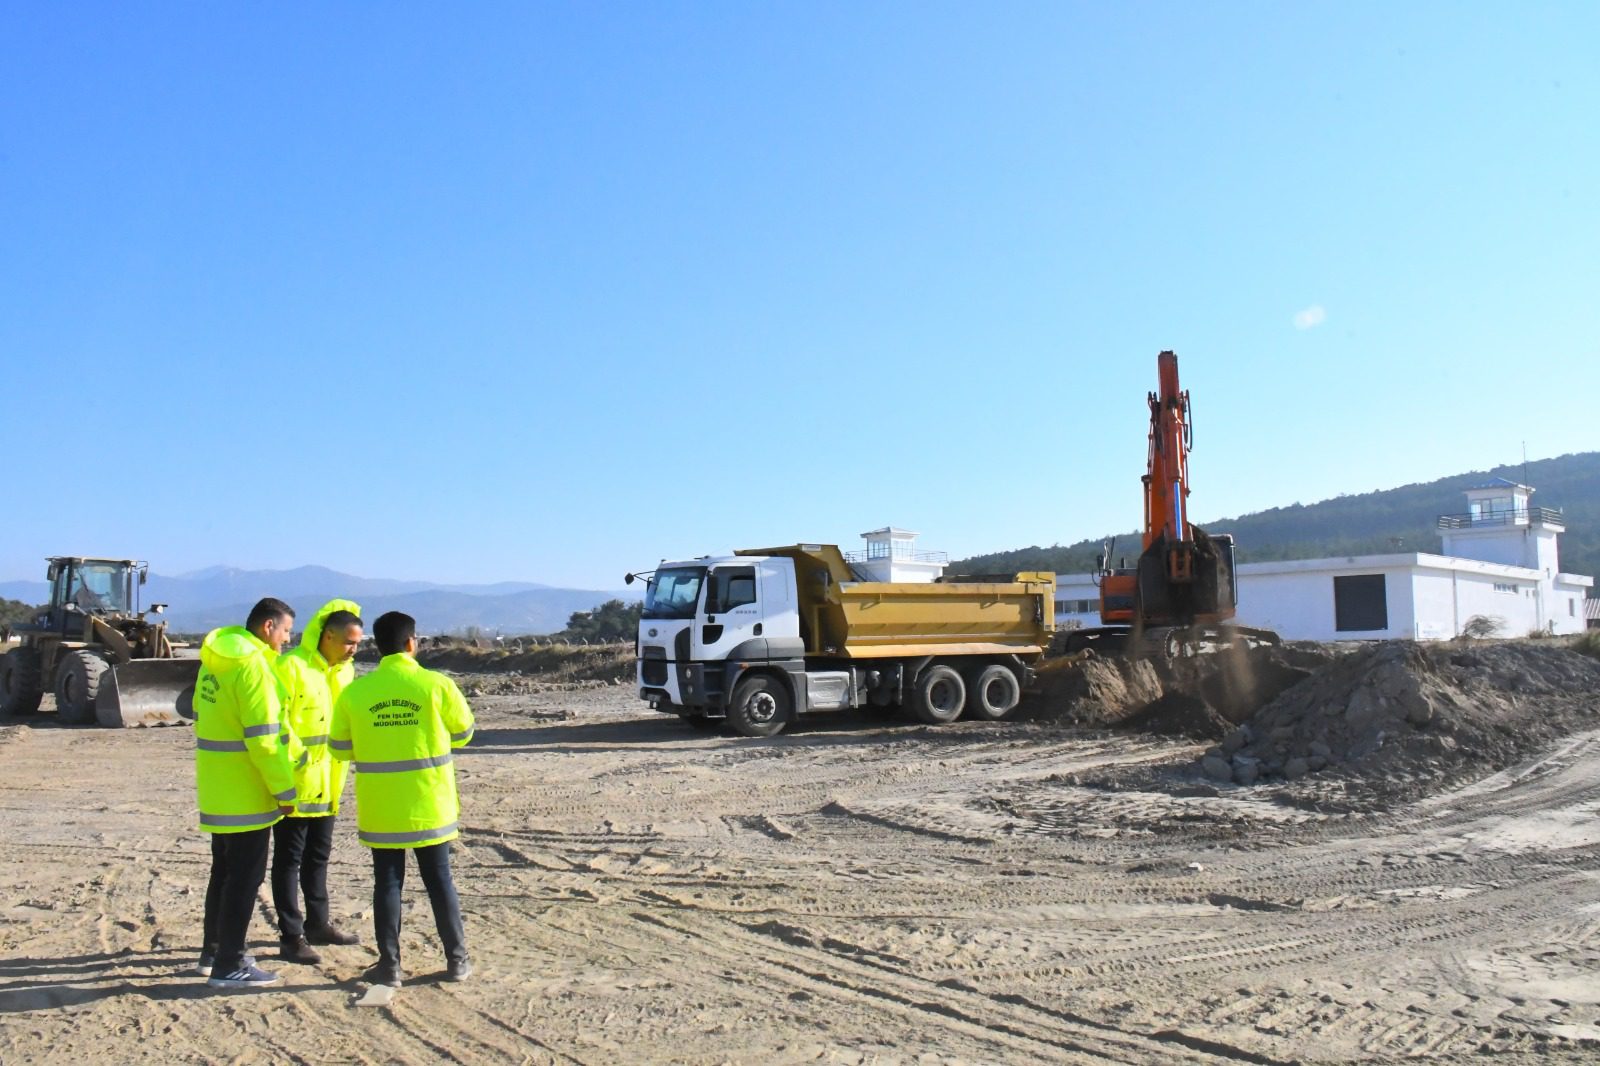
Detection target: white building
<box><xmin>845</xmin><ymin>528</ymin><xmax>949</xmax><ymax>583</ymax></box>
<box><xmin>1054</xmin><ymin>480</ymin><xmax>1593</xmax><ymax>641</ymax></box>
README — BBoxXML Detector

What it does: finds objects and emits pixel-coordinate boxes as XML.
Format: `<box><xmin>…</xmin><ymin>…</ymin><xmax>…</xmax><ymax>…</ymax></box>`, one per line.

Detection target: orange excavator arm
<box><xmin>1097</xmin><ymin>350</ymin><xmax>1237</xmax><ymax>632</ymax></box>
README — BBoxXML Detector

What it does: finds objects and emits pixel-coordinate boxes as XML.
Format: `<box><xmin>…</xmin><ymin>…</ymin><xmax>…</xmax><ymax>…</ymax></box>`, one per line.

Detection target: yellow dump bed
<box><xmin>736</xmin><ymin>544</ymin><xmax>1055</xmax><ymax>660</ymax></box>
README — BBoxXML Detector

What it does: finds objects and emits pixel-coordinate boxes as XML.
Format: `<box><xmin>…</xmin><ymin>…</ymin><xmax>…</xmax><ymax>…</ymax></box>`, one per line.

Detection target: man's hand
<box><xmin>279</xmin><ymin>804</ymin><xmax>296</xmax><ymax>816</ymax></box>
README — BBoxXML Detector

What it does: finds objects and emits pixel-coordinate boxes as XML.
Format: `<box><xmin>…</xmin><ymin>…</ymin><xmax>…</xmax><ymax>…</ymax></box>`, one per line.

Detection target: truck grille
<box><xmin>641</xmin><ymin>646</ymin><xmax>669</xmax><ymax>685</ymax></box>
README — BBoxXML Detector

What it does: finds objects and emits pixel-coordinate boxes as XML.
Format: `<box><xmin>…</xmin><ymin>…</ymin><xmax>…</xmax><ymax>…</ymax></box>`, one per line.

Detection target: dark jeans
<box><xmin>202</xmin><ymin>827</ymin><xmax>271</xmax><ymax>974</ymax></box>
<box><xmin>272</xmin><ymin>816</ymin><xmax>335</xmax><ymax>938</ymax></box>
<box><xmin>372</xmin><ymin>843</ymin><xmax>467</xmax><ymax>971</ymax></box>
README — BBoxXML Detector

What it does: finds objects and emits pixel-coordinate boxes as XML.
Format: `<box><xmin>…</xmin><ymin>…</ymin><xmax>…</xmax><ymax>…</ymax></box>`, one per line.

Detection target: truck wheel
<box><xmin>55</xmin><ymin>651</ymin><xmax>109</xmax><ymax>725</ymax></box>
<box><xmin>0</xmin><ymin>646</ymin><xmax>45</xmax><ymax>715</ymax></box>
<box><xmin>727</xmin><ymin>674</ymin><xmax>790</xmax><ymax>738</ymax></box>
<box><xmin>912</xmin><ymin>665</ymin><xmax>966</xmax><ymax>725</ymax></box>
<box><xmin>966</xmin><ymin>665</ymin><xmax>1021</xmax><ymax>721</ymax></box>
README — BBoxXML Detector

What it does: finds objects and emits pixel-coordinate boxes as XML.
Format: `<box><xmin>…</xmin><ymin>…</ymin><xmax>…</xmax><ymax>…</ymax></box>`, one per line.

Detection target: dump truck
<box><xmin>0</xmin><ymin>557</ymin><xmax>198</xmax><ymax>726</ymax></box>
<box><xmin>628</xmin><ymin>544</ymin><xmax>1055</xmax><ymax>737</ymax></box>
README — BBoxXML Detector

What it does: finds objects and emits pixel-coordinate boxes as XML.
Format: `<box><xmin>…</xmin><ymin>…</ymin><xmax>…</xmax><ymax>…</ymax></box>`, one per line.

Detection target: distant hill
<box><xmin>0</xmin><ymin>565</ymin><xmax>635</xmax><ymax>636</ymax></box>
<box><xmin>953</xmin><ymin>451</ymin><xmax>1600</xmax><ymax>590</ymax></box>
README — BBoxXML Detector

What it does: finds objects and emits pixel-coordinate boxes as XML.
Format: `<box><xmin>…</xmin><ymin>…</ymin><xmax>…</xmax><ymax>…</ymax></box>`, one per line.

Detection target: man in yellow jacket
<box><xmin>194</xmin><ymin>597</ymin><xmax>298</xmax><ymax>989</ymax></box>
<box><xmin>271</xmin><ymin>599</ymin><xmax>364</xmax><ymax>965</ymax></box>
<box><xmin>331</xmin><ymin>610</ymin><xmax>474</xmax><ymax>987</ymax></box>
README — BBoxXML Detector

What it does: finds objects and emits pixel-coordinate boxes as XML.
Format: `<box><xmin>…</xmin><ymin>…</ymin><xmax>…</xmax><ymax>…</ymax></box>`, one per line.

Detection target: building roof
<box><xmin>1468</xmin><ymin>477</ymin><xmax>1533</xmax><ymax>492</ymax></box>
<box><xmin>859</xmin><ymin>527</ymin><xmax>919</xmax><ymax>539</ymax></box>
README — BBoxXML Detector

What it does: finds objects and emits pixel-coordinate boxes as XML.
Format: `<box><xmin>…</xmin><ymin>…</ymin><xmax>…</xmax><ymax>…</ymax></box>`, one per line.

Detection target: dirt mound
<box><xmin>358</xmin><ymin>642</ymin><xmax>635</xmax><ymax>687</ymax></box>
<box><xmin>1020</xmin><ymin>642</ymin><xmax>1340</xmax><ymax>740</ymax></box>
<box><xmin>1198</xmin><ymin>641</ymin><xmax>1600</xmax><ymax>793</ymax></box>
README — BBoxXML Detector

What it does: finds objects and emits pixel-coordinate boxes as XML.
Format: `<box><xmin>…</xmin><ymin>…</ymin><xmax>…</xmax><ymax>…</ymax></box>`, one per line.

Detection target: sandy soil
<box><xmin>3</xmin><ymin>679</ymin><xmax>1599</xmax><ymax>1064</ymax></box>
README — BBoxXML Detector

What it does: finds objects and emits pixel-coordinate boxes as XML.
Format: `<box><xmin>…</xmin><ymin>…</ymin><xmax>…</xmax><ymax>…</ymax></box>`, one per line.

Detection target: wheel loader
<box><xmin>0</xmin><ymin>557</ymin><xmax>198</xmax><ymax>726</ymax></box>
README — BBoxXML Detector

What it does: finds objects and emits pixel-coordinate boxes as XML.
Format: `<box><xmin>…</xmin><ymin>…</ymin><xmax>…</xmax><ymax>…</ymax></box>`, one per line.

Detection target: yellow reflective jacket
<box><xmin>194</xmin><ymin>626</ymin><xmax>297</xmax><ymax>833</ymax></box>
<box><xmin>330</xmin><ymin>653</ymin><xmax>474</xmax><ymax>848</ymax></box>
<box><xmin>273</xmin><ymin>598</ymin><xmax>361</xmax><ymax>817</ymax></box>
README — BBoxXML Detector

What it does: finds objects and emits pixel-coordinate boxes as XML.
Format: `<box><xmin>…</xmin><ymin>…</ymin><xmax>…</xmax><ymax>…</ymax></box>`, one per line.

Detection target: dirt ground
<box><xmin>3</xmin><ymin>667</ymin><xmax>1600</xmax><ymax>1064</ymax></box>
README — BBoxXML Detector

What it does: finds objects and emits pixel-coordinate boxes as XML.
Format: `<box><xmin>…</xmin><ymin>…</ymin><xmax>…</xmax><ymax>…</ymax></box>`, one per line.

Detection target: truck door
<box><xmin>691</xmin><ymin>564</ymin><xmax>765</xmax><ymax>665</ymax></box>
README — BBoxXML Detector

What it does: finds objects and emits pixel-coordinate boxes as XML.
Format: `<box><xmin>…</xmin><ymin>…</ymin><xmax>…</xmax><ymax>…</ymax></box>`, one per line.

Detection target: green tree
<box><xmin>559</xmin><ymin>599</ymin><xmax>642</xmax><ymax>643</ymax></box>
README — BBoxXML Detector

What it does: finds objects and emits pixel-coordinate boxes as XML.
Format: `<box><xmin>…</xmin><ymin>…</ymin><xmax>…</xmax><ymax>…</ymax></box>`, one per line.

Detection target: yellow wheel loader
<box><xmin>0</xmin><ymin>557</ymin><xmax>198</xmax><ymax>727</ymax></box>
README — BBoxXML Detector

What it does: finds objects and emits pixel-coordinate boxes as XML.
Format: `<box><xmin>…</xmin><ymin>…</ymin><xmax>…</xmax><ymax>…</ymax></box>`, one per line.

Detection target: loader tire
<box><xmin>0</xmin><ymin>646</ymin><xmax>44</xmax><ymax>715</ymax></box>
<box><xmin>965</xmin><ymin>664</ymin><xmax>1021</xmax><ymax>721</ymax></box>
<box><xmin>55</xmin><ymin>650</ymin><xmax>108</xmax><ymax>725</ymax></box>
<box><xmin>912</xmin><ymin>665</ymin><xmax>966</xmax><ymax>725</ymax></box>
<box><xmin>727</xmin><ymin>674</ymin><xmax>791</xmax><ymax>738</ymax></box>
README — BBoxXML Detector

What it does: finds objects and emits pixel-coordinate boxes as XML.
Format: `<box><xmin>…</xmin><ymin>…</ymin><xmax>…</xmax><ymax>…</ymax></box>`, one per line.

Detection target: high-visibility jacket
<box><xmin>274</xmin><ymin>598</ymin><xmax>361</xmax><ymax>817</ymax></box>
<box><xmin>330</xmin><ymin>652</ymin><xmax>474</xmax><ymax>848</ymax></box>
<box><xmin>194</xmin><ymin>626</ymin><xmax>297</xmax><ymax>833</ymax></box>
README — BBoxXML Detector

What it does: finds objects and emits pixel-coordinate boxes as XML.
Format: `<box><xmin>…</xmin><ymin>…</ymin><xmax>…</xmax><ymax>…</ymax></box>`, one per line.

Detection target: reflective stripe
<box><xmin>451</xmin><ymin>728</ymin><xmax>473</xmax><ymax>743</ymax></box>
<box><xmin>298</xmin><ymin>802</ymin><xmax>332</xmax><ymax>814</ymax></box>
<box><xmin>360</xmin><ymin>822</ymin><xmax>457</xmax><ymax>845</ymax></box>
<box><xmin>296</xmin><ymin>751</ymin><xmax>309</xmax><ymax>769</ymax></box>
<box><xmin>200</xmin><ymin>810</ymin><xmax>280</xmax><ymax>828</ymax></box>
<box><xmin>243</xmin><ymin>723</ymin><xmax>278</xmax><ymax>739</ymax></box>
<box><xmin>329</xmin><ymin>738</ymin><xmax>353</xmax><ymax>751</ymax></box>
<box><xmin>274</xmin><ymin>787</ymin><xmax>297</xmax><ymax>801</ymax></box>
<box><xmin>196</xmin><ymin>738</ymin><xmax>248</xmax><ymax>753</ymax></box>
<box><xmin>354</xmin><ymin>753</ymin><xmax>454</xmax><ymax>774</ymax></box>
<box><xmin>278</xmin><ymin>734</ymin><xmax>289</xmax><ymax>745</ymax></box>
<box><xmin>301</xmin><ymin>734</ymin><xmax>329</xmax><ymax>747</ymax></box>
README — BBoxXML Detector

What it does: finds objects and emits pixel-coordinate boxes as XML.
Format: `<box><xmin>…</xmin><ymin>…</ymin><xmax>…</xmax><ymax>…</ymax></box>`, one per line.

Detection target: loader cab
<box><xmin>44</xmin><ymin>558</ymin><xmax>143</xmax><ymax>635</ymax></box>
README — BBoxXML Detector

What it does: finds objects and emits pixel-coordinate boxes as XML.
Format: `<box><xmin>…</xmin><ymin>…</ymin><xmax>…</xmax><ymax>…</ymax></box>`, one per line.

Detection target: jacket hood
<box><xmin>200</xmin><ymin>626</ymin><xmax>272</xmax><ymax>671</ymax></box>
<box><xmin>297</xmin><ymin>598</ymin><xmax>363</xmax><ymax>664</ymax></box>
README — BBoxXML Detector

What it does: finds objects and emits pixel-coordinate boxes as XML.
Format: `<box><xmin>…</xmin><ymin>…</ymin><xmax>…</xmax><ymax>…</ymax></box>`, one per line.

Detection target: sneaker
<box><xmin>445</xmin><ymin>957</ymin><xmax>473</xmax><ymax>982</ymax></box>
<box><xmin>305</xmin><ymin>924</ymin><xmax>360</xmax><ymax>946</ymax></box>
<box><xmin>207</xmin><ymin>964</ymin><xmax>281</xmax><ymax>989</ymax></box>
<box><xmin>279</xmin><ymin>936</ymin><xmax>322</xmax><ymax>965</ymax></box>
<box><xmin>195</xmin><ymin>951</ymin><xmax>256</xmax><ymax>977</ymax></box>
<box><xmin>364</xmin><ymin>963</ymin><xmax>403</xmax><ymax>988</ymax></box>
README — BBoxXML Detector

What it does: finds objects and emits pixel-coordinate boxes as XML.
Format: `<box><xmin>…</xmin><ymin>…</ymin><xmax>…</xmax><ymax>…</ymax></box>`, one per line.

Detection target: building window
<box><xmin>1494</xmin><ymin>583</ymin><xmax>1516</xmax><ymax>594</ymax></box>
<box><xmin>1334</xmin><ymin>574</ymin><xmax>1388</xmax><ymax>632</ymax></box>
<box><xmin>1573</xmin><ymin>599</ymin><xmax>1579</xmax><ymax>618</ymax></box>
<box><xmin>1055</xmin><ymin>598</ymin><xmax>1097</xmax><ymax>615</ymax></box>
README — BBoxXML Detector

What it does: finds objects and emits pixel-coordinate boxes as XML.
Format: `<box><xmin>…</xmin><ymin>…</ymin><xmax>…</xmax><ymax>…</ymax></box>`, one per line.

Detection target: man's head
<box><xmin>318</xmin><ymin>610</ymin><xmax>363</xmax><ymax>666</ymax></box>
<box><xmin>372</xmin><ymin>611</ymin><xmax>417</xmax><ymax>657</ymax></box>
<box><xmin>246</xmin><ymin>597</ymin><xmax>296</xmax><ymax>653</ymax></box>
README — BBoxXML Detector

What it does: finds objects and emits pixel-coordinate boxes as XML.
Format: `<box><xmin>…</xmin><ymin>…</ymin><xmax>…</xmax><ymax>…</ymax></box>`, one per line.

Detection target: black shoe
<box><xmin>365</xmin><ymin>962</ymin><xmax>403</xmax><ymax>988</ymax></box>
<box><xmin>305</xmin><ymin>924</ymin><xmax>360</xmax><ymax>946</ymax></box>
<box><xmin>445</xmin><ymin>957</ymin><xmax>473</xmax><ymax>983</ymax></box>
<box><xmin>279</xmin><ymin>936</ymin><xmax>322</xmax><ymax>965</ymax></box>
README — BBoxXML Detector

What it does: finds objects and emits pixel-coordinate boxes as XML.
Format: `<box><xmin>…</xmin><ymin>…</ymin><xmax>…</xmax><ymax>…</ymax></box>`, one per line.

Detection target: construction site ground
<box><xmin>3</xmin><ymin>649</ymin><xmax>1600</xmax><ymax>1065</ymax></box>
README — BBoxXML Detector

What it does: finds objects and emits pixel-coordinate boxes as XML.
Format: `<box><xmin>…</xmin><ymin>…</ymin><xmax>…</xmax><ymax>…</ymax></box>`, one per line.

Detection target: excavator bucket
<box><xmin>95</xmin><ymin>658</ymin><xmax>200</xmax><ymax>728</ymax></box>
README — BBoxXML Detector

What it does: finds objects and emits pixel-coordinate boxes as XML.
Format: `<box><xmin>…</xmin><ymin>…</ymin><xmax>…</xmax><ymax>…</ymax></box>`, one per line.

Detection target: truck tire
<box><xmin>912</xmin><ymin>665</ymin><xmax>965</xmax><ymax>725</ymax></box>
<box><xmin>0</xmin><ymin>646</ymin><xmax>45</xmax><ymax>715</ymax></box>
<box><xmin>966</xmin><ymin>664</ymin><xmax>1021</xmax><ymax>721</ymax></box>
<box><xmin>55</xmin><ymin>651</ymin><xmax>108</xmax><ymax>725</ymax></box>
<box><xmin>727</xmin><ymin>674</ymin><xmax>791</xmax><ymax>738</ymax></box>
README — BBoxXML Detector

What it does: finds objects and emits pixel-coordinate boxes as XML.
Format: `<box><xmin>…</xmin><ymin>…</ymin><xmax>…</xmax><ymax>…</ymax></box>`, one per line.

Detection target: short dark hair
<box><xmin>320</xmin><ymin>610</ymin><xmax>362</xmax><ymax>637</ymax></box>
<box><xmin>246</xmin><ymin>597</ymin><xmax>295</xmax><ymax>632</ymax></box>
<box><xmin>373</xmin><ymin>611</ymin><xmax>416</xmax><ymax>655</ymax></box>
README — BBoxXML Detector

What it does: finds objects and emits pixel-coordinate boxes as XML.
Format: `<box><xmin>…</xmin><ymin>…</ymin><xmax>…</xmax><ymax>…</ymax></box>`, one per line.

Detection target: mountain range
<box><xmin>0</xmin><ymin>564</ymin><xmax>635</xmax><ymax>636</ymax></box>
<box><xmin>953</xmin><ymin>451</ymin><xmax>1600</xmax><ymax>591</ymax></box>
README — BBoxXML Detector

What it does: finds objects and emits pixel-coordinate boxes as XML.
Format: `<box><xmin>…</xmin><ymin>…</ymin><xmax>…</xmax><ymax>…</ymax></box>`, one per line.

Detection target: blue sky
<box><xmin>3</xmin><ymin>4</ymin><xmax>1596</xmax><ymax>588</ymax></box>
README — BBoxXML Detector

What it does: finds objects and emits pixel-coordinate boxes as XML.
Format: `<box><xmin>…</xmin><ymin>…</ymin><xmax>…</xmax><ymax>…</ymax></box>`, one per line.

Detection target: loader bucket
<box><xmin>95</xmin><ymin>659</ymin><xmax>200</xmax><ymax>728</ymax></box>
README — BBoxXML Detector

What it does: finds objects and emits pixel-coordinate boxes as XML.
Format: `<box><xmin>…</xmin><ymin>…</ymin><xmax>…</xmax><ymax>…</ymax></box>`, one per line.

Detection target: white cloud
<box><xmin>1293</xmin><ymin>304</ymin><xmax>1327</xmax><ymax>330</ymax></box>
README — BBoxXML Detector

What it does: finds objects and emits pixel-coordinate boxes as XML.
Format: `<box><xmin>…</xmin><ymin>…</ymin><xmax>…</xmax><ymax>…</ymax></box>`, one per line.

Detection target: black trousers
<box><xmin>272</xmin><ymin>815</ymin><xmax>335</xmax><ymax>938</ymax></box>
<box><xmin>372</xmin><ymin>843</ymin><xmax>467</xmax><ymax>970</ymax></box>
<box><xmin>202</xmin><ymin>827</ymin><xmax>271</xmax><ymax>974</ymax></box>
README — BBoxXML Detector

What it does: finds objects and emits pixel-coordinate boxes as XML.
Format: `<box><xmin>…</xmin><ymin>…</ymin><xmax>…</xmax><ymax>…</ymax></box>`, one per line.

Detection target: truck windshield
<box><xmin>642</xmin><ymin>567</ymin><xmax>706</xmax><ymax>620</ymax></box>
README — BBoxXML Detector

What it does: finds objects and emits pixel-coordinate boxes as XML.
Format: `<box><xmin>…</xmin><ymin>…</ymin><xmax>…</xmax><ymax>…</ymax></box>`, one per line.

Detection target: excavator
<box><xmin>1065</xmin><ymin>351</ymin><xmax>1279</xmax><ymax>658</ymax></box>
<box><xmin>0</xmin><ymin>557</ymin><xmax>198</xmax><ymax>726</ymax></box>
